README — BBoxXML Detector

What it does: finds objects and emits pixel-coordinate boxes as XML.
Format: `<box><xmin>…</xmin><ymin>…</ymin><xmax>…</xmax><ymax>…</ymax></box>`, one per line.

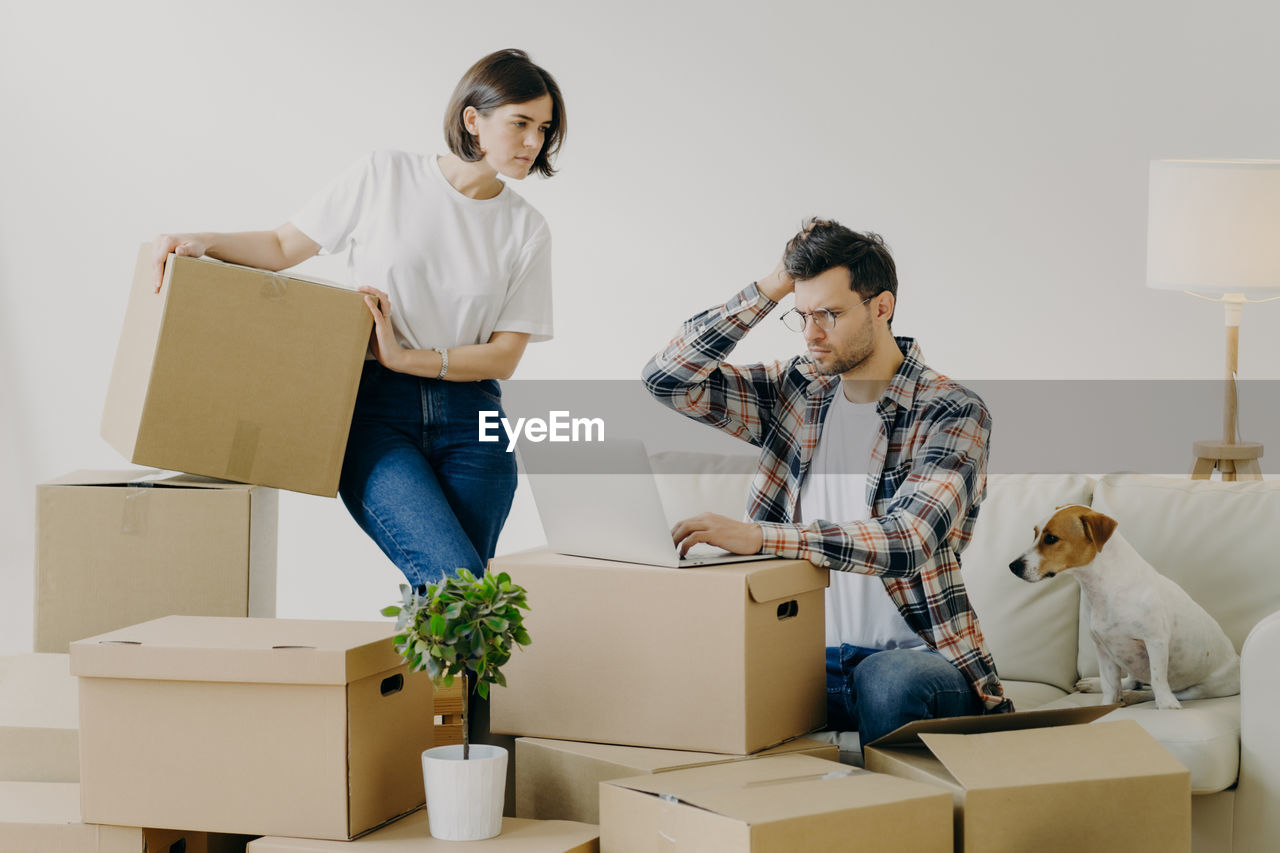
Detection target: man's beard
<box><xmin>814</xmin><ymin>341</ymin><xmax>874</xmax><ymax>375</ymax></box>
<box><xmin>812</xmin><ymin>317</ymin><xmax>876</xmax><ymax>376</ymax></box>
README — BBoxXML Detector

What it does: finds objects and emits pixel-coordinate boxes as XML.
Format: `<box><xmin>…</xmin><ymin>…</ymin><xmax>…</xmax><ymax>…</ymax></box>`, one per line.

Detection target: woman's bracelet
<box><xmin>433</xmin><ymin>347</ymin><xmax>449</xmax><ymax>380</ymax></box>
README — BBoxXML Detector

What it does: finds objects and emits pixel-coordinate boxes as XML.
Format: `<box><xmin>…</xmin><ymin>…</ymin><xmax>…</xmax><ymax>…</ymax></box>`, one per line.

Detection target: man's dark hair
<box><xmin>783</xmin><ymin>219</ymin><xmax>898</xmax><ymax>322</ymax></box>
<box><xmin>444</xmin><ymin>49</ymin><xmax>567</xmax><ymax>178</ymax></box>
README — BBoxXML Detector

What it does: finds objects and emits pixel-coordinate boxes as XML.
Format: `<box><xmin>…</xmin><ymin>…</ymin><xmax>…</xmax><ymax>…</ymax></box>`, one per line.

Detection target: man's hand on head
<box><xmin>759</xmin><ymin>219</ymin><xmax>831</xmax><ymax>303</ymax></box>
<box><xmin>757</xmin><ymin>256</ymin><xmax>795</xmax><ymax>303</ymax></box>
<box><xmin>671</xmin><ymin>513</ymin><xmax>765</xmax><ymax>558</ymax></box>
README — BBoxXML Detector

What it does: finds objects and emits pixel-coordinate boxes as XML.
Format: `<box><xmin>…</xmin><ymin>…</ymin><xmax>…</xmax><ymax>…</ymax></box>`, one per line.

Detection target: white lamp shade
<box><xmin>1147</xmin><ymin>159</ymin><xmax>1280</xmax><ymax>294</ymax></box>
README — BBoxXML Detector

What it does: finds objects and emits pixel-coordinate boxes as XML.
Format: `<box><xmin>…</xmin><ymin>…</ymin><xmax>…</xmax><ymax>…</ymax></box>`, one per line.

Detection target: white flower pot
<box><xmin>421</xmin><ymin>744</ymin><xmax>507</xmax><ymax>841</ymax></box>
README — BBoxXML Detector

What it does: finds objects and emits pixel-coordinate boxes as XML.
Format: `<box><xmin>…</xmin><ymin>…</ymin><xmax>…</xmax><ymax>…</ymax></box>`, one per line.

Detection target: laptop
<box><xmin>519</xmin><ymin>438</ymin><xmax>776</xmax><ymax>568</ymax></box>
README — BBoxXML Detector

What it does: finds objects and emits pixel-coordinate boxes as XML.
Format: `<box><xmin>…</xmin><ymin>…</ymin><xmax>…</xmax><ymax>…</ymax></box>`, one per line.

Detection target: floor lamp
<box><xmin>1146</xmin><ymin>159</ymin><xmax>1280</xmax><ymax>481</ymax></box>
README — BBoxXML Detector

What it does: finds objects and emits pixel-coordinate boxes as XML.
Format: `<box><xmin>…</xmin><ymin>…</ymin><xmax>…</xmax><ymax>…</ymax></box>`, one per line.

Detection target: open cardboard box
<box><xmin>864</xmin><ymin>705</ymin><xmax>1191</xmax><ymax>853</ymax></box>
<box><xmin>491</xmin><ymin>549</ymin><xmax>828</xmax><ymax>754</ymax></box>
<box><xmin>102</xmin><ymin>245</ymin><xmax>371</xmax><ymax>497</ymax></box>
<box><xmin>516</xmin><ymin>736</ymin><xmax>838</xmax><ymax>824</ymax></box>
<box><xmin>72</xmin><ymin>616</ymin><xmax>432</xmax><ymax>840</ymax></box>
<box><xmin>35</xmin><ymin>470</ymin><xmax>276</xmax><ymax>652</ymax></box>
<box><xmin>599</xmin><ymin>753</ymin><xmax>952</xmax><ymax>852</ymax></box>
<box><xmin>247</xmin><ymin>813</ymin><xmax>599</xmax><ymax>852</ymax></box>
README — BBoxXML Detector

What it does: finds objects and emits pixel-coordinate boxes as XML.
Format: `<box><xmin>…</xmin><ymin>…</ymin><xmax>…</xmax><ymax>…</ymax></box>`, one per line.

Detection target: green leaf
<box><xmin>476</xmin><ymin>681</ymin><xmax>490</xmax><ymax>700</ymax></box>
<box><xmin>514</xmin><ymin>627</ymin><xmax>532</xmax><ymax>646</ymax></box>
<box><xmin>380</xmin><ymin>605</ymin><xmax>401</xmax><ymax>618</ymax></box>
<box><xmin>429</xmin><ymin>614</ymin><xmax>446</xmax><ymax>636</ymax></box>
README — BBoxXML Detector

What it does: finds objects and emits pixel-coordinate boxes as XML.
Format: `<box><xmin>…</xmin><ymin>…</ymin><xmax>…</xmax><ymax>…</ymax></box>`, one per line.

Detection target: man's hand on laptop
<box><xmin>671</xmin><ymin>513</ymin><xmax>764</xmax><ymax>558</ymax></box>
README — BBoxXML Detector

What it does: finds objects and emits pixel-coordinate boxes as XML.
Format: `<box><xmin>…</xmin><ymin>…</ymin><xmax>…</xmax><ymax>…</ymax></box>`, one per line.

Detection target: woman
<box><xmin>153</xmin><ymin>49</ymin><xmax>566</xmax><ymax>587</ymax></box>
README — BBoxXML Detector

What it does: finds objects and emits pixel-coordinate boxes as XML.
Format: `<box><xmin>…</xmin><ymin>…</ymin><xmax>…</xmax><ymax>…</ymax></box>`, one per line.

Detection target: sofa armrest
<box><xmin>1234</xmin><ymin>608</ymin><xmax>1280</xmax><ymax>852</ymax></box>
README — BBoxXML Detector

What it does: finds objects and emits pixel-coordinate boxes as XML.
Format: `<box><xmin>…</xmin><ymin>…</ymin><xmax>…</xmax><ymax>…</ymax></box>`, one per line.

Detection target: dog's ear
<box><xmin>1080</xmin><ymin>511</ymin><xmax>1118</xmax><ymax>549</ymax></box>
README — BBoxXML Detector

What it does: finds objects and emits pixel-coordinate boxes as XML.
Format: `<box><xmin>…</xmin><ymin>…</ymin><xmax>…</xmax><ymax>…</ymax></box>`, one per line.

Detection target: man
<box><xmin>642</xmin><ymin>219</ymin><xmax>1012</xmax><ymax>748</ymax></box>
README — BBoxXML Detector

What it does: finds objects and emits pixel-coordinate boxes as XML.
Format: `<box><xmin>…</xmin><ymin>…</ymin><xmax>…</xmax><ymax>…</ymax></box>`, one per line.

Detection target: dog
<box><xmin>1008</xmin><ymin>504</ymin><xmax>1240</xmax><ymax>710</ymax></box>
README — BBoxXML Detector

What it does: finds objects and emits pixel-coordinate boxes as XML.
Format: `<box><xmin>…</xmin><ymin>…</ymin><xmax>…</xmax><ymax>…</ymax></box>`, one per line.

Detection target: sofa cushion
<box><xmin>1001</xmin><ymin>679</ymin><xmax>1071</xmax><ymax>711</ymax></box>
<box><xmin>961</xmin><ymin>474</ymin><xmax>1095</xmax><ymax>694</ymax></box>
<box><xmin>1034</xmin><ymin>692</ymin><xmax>1241</xmax><ymax>794</ymax></box>
<box><xmin>1080</xmin><ymin>474</ymin><xmax>1280</xmax><ymax>678</ymax></box>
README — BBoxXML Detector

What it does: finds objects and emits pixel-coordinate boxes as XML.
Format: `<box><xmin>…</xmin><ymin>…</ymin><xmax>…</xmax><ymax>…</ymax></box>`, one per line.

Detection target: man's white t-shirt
<box><xmin>290</xmin><ymin>150</ymin><xmax>553</xmax><ymax>350</ymax></box>
<box><xmin>797</xmin><ymin>392</ymin><xmax>926</xmax><ymax>651</ymax></box>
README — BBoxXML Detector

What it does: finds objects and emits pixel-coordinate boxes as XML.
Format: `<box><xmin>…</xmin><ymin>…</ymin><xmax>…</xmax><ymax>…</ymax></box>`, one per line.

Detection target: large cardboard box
<box><xmin>599</xmin><ymin>753</ymin><xmax>952</xmax><ymax>852</ymax></box>
<box><xmin>0</xmin><ymin>781</ymin><xmax>244</xmax><ymax>852</ymax></box>
<box><xmin>516</xmin><ymin>736</ymin><xmax>839</xmax><ymax>824</ymax></box>
<box><xmin>102</xmin><ymin>245</ymin><xmax>372</xmax><ymax>497</ymax></box>
<box><xmin>863</xmin><ymin>707</ymin><xmax>1191</xmax><ymax>853</ymax></box>
<box><xmin>35</xmin><ymin>469</ymin><xmax>277</xmax><ymax>652</ymax></box>
<box><xmin>71</xmin><ymin>616</ymin><xmax>433</xmax><ymax>840</ymax></box>
<box><xmin>0</xmin><ymin>654</ymin><xmax>78</xmax><ymax>782</ymax></box>
<box><xmin>490</xmin><ymin>549</ymin><xmax>828</xmax><ymax>754</ymax></box>
<box><xmin>248</xmin><ymin>813</ymin><xmax>598</xmax><ymax>852</ymax></box>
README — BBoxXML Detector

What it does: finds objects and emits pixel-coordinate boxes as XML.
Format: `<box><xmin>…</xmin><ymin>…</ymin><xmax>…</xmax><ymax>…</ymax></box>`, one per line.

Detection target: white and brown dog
<box><xmin>1009</xmin><ymin>505</ymin><xmax>1240</xmax><ymax>709</ymax></box>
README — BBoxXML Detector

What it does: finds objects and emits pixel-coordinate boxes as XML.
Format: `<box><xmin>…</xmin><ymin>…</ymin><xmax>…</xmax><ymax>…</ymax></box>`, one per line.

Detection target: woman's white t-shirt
<box><xmin>797</xmin><ymin>392</ymin><xmax>926</xmax><ymax>651</ymax></box>
<box><xmin>290</xmin><ymin>150</ymin><xmax>553</xmax><ymax>350</ymax></box>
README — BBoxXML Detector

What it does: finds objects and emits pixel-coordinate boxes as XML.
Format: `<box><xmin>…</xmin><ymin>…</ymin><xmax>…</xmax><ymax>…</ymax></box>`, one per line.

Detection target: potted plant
<box><xmin>382</xmin><ymin>567</ymin><xmax>531</xmax><ymax>841</ymax></box>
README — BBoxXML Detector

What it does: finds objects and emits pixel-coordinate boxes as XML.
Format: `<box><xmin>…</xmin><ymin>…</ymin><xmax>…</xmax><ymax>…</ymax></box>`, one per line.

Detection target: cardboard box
<box><xmin>434</xmin><ymin>679</ymin><xmax>466</xmax><ymax>747</ymax></box>
<box><xmin>516</xmin><ymin>736</ymin><xmax>839</xmax><ymax>824</ymax></box>
<box><xmin>490</xmin><ymin>549</ymin><xmax>828</xmax><ymax>754</ymax></box>
<box><xmin>35</xmin><ymin>469</ymin><xmax>277</xmax><ymax>652</ymax></box>
<box><xmin>248</xmin><ymin>813</ymin><xmax>598</xmax><ymax>852</ymax></box>
<box><xmin>0</xmin><ymin>781</ymin><xmax>243</xmax><ymax>852</ymax></box>
<box><xmin>0</xmin><ymin>654</ymin><xmax>78</xmax><ymax>782</ymax></box>
<box><xmin>600</xmin><ymin>753</ymin><xmax>952</xmax><ymax>852</ymax></box>
<box><xmin>102</xmin><ymin>245</ymin><xmax>372</xmax><ymax>497</ymax></box>
<box><xmin>863</xmin><ymin>707</ymin><xmax>1191</xmax><ymax>853</ymax></box>
<box><xmin>71</xmin><ymin>616</ymin><xmax>433</xmax><ymax>840</ymax></box>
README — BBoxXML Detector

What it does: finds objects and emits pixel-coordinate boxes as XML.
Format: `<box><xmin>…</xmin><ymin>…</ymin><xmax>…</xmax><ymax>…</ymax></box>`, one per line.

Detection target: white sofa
<box><xmin>651</xmin><ymin>457</ymin><xmax>1280</xmax><ymax>853</ymax></box>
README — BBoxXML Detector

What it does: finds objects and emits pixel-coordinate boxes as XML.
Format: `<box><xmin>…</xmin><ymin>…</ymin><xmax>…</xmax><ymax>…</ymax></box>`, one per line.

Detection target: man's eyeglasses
<box><xmin>779</xmin><ymin>294</ymin><xmax>874</xmax><ymax>333</ymax></box>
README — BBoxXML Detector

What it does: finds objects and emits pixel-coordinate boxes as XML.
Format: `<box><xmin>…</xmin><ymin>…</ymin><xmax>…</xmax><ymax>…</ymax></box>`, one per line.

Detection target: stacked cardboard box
<box><xmin>490</xmin><ymin>549</ymin><xmax>829</xmax><ymax>754</ymax></box>
<box><xmin>35</xmin><ymin>470</ymin><xmax>276</xmax><ymax>653</ymax></box>
<box><xmin>71</xmin><ymin>616</ymin><xmax>433</xmax><ymax>841</ymax></box>
<box><xmin>516</xmin><ymin>736</ymin><xmax>838</xmax><ymax>824</ymax></box>
<box><xmin>248</xmin><ymin>814</ymin><xmax>599</xmax><ymax>852</ymax></box>
<box><xmin>433</xmin><ymin>680</ymin><xmax>466</xmax><ymax>747</ymax></box>
<box><xmin>0</xmin><ymin>654</ymin><xmax>78</xmax><ymax>783</ymax></box>
<box><xmin>0</xmin><ymin>781</ymin><xmax>231</xmax><ymax>852</ymax></box>
<box><xmin>600</xmin><ymin>754</ymin><xmax>953</xmax><ymax>852</ymax></box>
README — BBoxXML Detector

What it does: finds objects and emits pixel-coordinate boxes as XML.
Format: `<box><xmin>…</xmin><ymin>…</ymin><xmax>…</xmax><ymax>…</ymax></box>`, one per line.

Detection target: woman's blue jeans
<box><xmin>338</xmin><ymin>361</ymin><xmax>517</xmax><ymax>588</ymax></box>
<box><xmin>826</xmin><ymin>644</ymin><xmax>983</xmax><ymax>749</ymax></box>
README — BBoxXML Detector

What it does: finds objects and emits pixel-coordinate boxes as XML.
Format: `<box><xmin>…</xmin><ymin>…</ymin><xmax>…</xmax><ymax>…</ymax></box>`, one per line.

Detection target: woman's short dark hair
<box><xmin>783</xmin><ymin>218</ymin><xmax>898</xmax><ymax>320</ymax></box>
<box><xmin>444</xmin><ymin>49</ymin><xmax>566</xmax><ymax>178</ymax></box>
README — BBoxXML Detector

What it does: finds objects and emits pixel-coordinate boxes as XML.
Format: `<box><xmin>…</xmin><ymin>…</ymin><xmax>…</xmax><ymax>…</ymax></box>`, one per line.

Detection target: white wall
<box><xmin>4</xmin><ymin>0</ymin><xmax>1279</xmax><ymax>654</ymax></box>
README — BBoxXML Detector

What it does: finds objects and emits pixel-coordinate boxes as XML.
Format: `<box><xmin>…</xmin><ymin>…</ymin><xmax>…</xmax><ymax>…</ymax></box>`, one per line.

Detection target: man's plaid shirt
<box><xmin>642</xmin><ymin>282</ymin><xmax>1013</xmax><ymax>713</ymax></box>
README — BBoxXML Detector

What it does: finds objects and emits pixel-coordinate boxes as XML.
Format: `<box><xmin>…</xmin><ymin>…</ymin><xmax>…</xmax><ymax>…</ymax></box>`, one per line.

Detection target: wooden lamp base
<box><xmin>1191</xmin><ymin>440</ymin><xmax>1264</xmax><ymax>481</ymax></box>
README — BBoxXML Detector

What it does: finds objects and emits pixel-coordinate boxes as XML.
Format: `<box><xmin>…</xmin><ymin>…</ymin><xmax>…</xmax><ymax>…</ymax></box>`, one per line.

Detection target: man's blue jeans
<box><xmin>826</xmin><ymin>644</ymin><xmax>983</xmax><ymax>749</ymax></box>
<box><xmin>338</xmin><ymin>361</ymin><xmax>517</xmax><ymax>588</ymax></box>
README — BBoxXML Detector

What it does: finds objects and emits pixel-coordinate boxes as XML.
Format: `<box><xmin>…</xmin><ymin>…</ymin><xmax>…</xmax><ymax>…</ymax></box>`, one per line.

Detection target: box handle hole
<box><xmin>168</xmin><ymin>839</ymin><xmax>186</xmax><ymax>853</ymax></box>
<box><xmin>381</xmin><ymin>674</ymin><xmax>405</xmax><ymax>696</ymax></box>
<box><xmin>776</xmin><ymin>600</ymin><xmax>798</xmax><ymax>620</ymax></box>
<box><xmin>271</xmin><ymin>645</ymin><xmax>316</xmax><ymax>650</ymax></box>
